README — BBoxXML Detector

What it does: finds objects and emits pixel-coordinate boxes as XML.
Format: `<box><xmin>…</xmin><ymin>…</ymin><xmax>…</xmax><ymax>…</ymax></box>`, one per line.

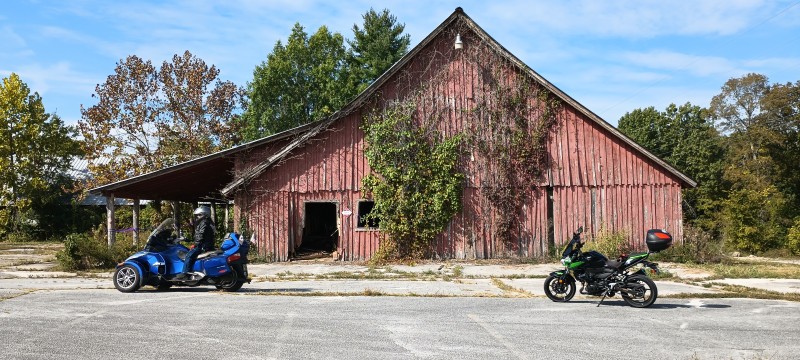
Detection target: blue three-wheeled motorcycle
<box><xmin>113</xmin><ymin>219</ymin><xmax>250</xmax><ymax>292</ymax></box>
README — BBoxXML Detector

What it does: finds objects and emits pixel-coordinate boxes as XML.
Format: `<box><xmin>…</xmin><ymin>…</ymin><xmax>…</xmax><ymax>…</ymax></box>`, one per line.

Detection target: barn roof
<box><xmin>92</xmin><ymin>7</ymin><xmax>695</xmax><ymax>201</ymax></box>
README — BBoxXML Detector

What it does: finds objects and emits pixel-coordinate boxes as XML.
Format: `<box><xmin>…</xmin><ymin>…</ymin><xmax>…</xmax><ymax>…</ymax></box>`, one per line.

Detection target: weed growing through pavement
<box><xmin>491</xmin><ymin>278</ymin><xmax>534</xmax><ymax>297</ymax></box>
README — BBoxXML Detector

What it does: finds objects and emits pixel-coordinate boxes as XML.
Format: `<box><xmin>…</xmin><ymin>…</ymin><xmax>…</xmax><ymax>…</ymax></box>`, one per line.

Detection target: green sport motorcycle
<box><xmin>544</xmin><ymin>226</ymin><xmax>673</xmax><ymax>308</ymax></box>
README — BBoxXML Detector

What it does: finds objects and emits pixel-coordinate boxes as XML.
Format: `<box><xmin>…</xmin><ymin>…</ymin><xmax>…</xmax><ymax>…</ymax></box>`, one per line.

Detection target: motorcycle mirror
<box><xmin>577</xmin><ymin>226</ymin><xmax>583</xmax><ymax>234</ymax></box>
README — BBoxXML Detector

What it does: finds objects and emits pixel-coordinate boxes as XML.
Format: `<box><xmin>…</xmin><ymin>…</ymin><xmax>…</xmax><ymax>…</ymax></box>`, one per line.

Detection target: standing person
<box><xmin>177</xmin><ymin>206</ymin><xmax>216</xmax><ymax>279</ymax></box>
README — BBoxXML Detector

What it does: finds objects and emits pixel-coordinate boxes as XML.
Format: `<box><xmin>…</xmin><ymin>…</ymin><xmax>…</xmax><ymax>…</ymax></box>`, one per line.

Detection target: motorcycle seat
<box><xmin>197</xmin><ymin>251</ymin><xmax>222</xmax><ymax>260</ymax></box>
<box><xmin>605</xmin><ymin>260</ymin><xmax>623</xmax><ymax>269</ymax></box>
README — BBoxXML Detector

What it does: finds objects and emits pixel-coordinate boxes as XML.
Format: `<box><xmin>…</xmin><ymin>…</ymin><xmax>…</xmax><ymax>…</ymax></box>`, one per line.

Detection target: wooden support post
<box><xmin>172</xmin><ymin>201</ymin><xmax>181</xmax><ymax>237</ymax></box>
<box><xmin>106</xmin><ymin>193</ymin><xmax>116</xmax><ymax>247</ymax></box>
<box><xmin>132</xmin><ymin>198</ymin><xmax>140</xmax><ymax>246</ymax></box>
<box><xmin>224</xmin><ymin>202</ymin><xmax>230</xmax><ymax>234</ymax></box>
<box><xmin>211</xmin><ymin>202</ymin><xmax>217</xmax><ymax>226</ymax></box>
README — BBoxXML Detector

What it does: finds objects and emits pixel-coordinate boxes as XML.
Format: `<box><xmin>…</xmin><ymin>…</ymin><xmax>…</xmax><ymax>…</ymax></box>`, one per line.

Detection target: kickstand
<box><xmin>597</xmin><ymin>293</ymin><xmax>607</xmax><ymax>307</ymax></box>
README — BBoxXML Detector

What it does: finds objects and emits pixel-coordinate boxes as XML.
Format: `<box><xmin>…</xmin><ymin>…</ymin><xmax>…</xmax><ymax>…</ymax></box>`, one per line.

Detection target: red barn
<box><xmin>94</xmin><ymin>8</ymin><xmax>695</xmax><ymax>261</ymax></box>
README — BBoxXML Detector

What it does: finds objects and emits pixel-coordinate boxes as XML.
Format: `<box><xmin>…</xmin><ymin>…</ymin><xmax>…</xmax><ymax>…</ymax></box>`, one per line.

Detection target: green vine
<box><xmin>362</xmin><ymin>100</ymin><xmax>464</xmax><ymax>259</ymax></box>
<box><xmin>464</xmin><ymin>58</ymin><xmax>562</xmax><ymax>251</ymax></box>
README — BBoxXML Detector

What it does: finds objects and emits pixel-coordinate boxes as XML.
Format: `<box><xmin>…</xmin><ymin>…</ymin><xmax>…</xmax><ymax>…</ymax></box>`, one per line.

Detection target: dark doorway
<box><xmin>297</xmin><ymin>202</ymin><xmax>338</xmax><ymax>258</ymax></box>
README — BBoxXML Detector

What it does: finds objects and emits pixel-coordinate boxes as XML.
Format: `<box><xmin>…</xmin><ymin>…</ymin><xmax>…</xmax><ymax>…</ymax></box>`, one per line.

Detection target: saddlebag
<box><xmin>203</xmin><ymin>256</ymin><xmax>229</xmax><ymax>276</ymax></box>
<box><xmin>645</xmin><ymin>229</ymin><xmax>673</xmax><ymax>252</ymax></box>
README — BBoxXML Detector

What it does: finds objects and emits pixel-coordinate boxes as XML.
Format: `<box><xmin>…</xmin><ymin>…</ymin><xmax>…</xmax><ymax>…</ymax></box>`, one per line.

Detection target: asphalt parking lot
<box><xmin>1</xmin><ymin>289</ymin><xmax>798</xmax><ymax>360</ymax></box>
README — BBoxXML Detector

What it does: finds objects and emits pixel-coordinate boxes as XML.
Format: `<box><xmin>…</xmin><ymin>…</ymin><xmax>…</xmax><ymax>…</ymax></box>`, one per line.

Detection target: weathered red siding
<box><xmin>236</xmin><ymin>18</ymin><xmax>685</xmax><ymax>261</ymax></box>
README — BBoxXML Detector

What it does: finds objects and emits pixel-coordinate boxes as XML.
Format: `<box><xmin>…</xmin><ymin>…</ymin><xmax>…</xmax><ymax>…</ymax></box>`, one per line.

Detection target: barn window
<box><xmin>357</xmin><ymin>200</ymin><xmax>380</xmax><ymax>229</ymax></box>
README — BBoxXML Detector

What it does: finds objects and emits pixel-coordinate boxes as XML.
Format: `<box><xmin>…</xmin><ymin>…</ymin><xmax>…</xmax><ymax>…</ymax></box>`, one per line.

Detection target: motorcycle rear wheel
<box><xmin>544</xmin><ymin>275</ymin><xmax>575</xmax><ymax>302</ymax></box>
<box><xmin>621</xmin><ymin>275</ymin><xmax>658</xmax><ymax>308</ymax></box>
<box><xmin>215</xmin><ymin>271</ymin><xmax>243</xmax><ymax>292</ymax></box>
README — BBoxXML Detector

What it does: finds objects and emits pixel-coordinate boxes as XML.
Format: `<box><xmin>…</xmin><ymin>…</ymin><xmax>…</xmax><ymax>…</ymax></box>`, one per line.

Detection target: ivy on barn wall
<box><xmin>362</xmin><ymin>19</ymin><xmax>562</xmax><ymax>259</ymax></box>
<box><xmin>362</xmin><ymin>100</ymin><xmax>464</xmax><ymax>259</ymax></box>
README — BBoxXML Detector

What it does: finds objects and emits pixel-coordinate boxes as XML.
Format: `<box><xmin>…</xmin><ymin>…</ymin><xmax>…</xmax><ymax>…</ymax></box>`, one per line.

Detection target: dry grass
<box><xmin>698</xmin><ymin>261</ymin><xmax>800</xmax><ymax>280</ymax></box>
<box><xmin>491</xmin><ymin>278</ymin><xmax>534</xmax><ymax>297</ymax></box>
<box><xmin>664</xmin><ymin>283</ymin><xmax>800</xmax><ymax>302</ymax></box>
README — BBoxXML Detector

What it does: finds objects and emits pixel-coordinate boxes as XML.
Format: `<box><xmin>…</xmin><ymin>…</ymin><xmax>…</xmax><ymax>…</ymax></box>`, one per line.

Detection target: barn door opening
<box><xmin>297</xmin><ymin>202</ymin><xmax>339</xmax><ymax>259</ymax></box>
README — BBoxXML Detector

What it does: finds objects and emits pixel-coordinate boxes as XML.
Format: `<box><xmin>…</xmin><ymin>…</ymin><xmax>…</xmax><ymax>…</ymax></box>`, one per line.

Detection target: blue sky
<box><xmin>2</xmin><ymin>0</ymin><xmax>799</xmax><ymax>127</ymax></box>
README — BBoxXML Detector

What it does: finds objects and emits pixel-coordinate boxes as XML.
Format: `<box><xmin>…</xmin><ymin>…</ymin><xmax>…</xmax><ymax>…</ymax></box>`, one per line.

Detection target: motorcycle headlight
<box><xmin>560</xmin><ymin>257</ymin><xmax>568</xmax><ymax>266</ymax></box>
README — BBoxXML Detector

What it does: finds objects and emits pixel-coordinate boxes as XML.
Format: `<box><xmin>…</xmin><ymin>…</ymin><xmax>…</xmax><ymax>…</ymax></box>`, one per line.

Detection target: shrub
<box><xmin>56</xmin><ymin>226</ymin><xmax>138</xmax><ymax>270</ymax></box>
<box><xmin>2</xmin><ymin>231</ymin><xmax>37</xmax><ymax>243</ymax></box>
<box><xmin>720</xmin><ymin>186</ymin><xmax>788</xmax><ymax>253</ymax></box>
<box><xmin>654</xmin><ymin>225</ymin><xmax>723</xmax><ymax>263</ymax></box>
<box><xmin>788</xmin><ymin>218</ymin><xmax>800</xmax><ymax>256</ymax></box>
<box><xmin>583</xmin><ymin>228</ymin><xmax>633</xmax><ymax>259</ymax></box>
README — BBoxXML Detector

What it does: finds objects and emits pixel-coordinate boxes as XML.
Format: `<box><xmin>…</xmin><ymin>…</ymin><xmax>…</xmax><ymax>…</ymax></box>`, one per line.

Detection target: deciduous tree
<box><xmin>79</xmin><ymin>51</ymin><xmax>244</xmax><ymax>189</ymax></box>
<box><xmin>619</xmin><ymin>103</ymin><xmax>724</xmax><ymax>228</ymax></box>
<box><xmin>0</xmin><ymin>73</ymin><xmax>81</xmax><ymax>236</ymax></box>
<box><xmin>243</xmin><ymin>25</ymin><xmax>352</xmax><ymax>139</ymax></box>
<box><xmin>243</xmin><ymin>9</ymin><xmax>410</xmax><ymax>140</ymax></box>
<box><xmin>709</xmin><ymin>73</ymin><xmax>791</xmax><ymax>252</ymax></box>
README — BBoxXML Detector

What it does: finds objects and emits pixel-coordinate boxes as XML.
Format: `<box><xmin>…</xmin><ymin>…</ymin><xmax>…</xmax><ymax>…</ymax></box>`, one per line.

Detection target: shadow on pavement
<box><xmin>565</xmin><ymin>299</ymin><xmax>732</xmax><ymax>309</ymax></box>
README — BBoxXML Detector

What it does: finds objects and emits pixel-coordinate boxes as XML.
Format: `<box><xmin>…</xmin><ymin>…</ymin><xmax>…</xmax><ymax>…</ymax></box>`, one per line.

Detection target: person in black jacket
<box><xmin>177</xmin><ymin>206</ymin><xmax>216</xmax><ymax>279</ymax></box>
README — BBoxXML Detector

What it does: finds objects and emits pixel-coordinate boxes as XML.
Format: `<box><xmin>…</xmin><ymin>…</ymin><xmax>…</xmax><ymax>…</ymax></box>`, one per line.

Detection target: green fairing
<box><xmin>568</xmin><ymin>261</ymin><xmax>585</xmax><ymax>269</ymax></box>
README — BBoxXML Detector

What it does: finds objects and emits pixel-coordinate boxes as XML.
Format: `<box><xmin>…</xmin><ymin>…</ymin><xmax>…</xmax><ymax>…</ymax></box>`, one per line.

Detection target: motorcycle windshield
<box><xmin>561</xmin><ymin>241</ymin><xmax>575</xmax><ymax>258</ymax></box>
<box><xmin>149</xmin><ymin>218</ymin><xmax>175</xmax><ymax>238</ymax></box>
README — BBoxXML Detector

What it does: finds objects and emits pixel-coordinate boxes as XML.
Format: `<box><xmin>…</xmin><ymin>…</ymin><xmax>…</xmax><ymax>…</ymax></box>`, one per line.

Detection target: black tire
<box><xmin>622</xmin><ymin>275</ymin><xmax>658</xmax><ymax>308</ymax></box>
<box><xmin>114</xmin><ymin>265</ymin><xmax>141</xmax><ymax>293</ymax></box>
<box><xmin>155</xmin><ymin>283</ymin><xmax>172</xmax><ymax>291</ymax></box>
<box><xmin>215</xmin><ymin>271</ymin><xmax>243</xmax><ymax>292</ymax></box>
<box><xmin>544</xmin><ymin>275</ymin><xmax>575</xmax><ymax>302</ymax></box>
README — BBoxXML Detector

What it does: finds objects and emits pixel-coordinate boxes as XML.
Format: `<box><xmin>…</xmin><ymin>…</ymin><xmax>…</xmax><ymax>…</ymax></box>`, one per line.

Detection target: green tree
<box><xmin>0</xmin><ymin>73</ymin><xmax>82</xmax><ymax>237</ymax></box>
<box><xmin>79</xmin><ymin>51</ymin><xmax>244</xmax><ymax>189</ymax></box>
<box><xmin>761</xmin><ymin>80</ymin><xmax>800</xmax><ymax>215</ymax></box>
<box><xmin>709</xmin><ymin>73</ymin><xmax>791</xmax><ymax>252</ymax></box>
<box><xmin>720</xmin><ymin>186</ymin><xmax>787</xmax><ymax>253</ymax></box>
<box><xmin>619</xmin><ymin>103</ymin><xmax>724</xmax><ymax>228</ymax></box>
<box><xmin>348</xmin><ymin>8</ymin><xmax>411</xmax><ymax>92</ymax></box>
<box><xmin>243</xmin><ymin>24</ymin><xmax>353</xmax><ymax>139</ymax></box>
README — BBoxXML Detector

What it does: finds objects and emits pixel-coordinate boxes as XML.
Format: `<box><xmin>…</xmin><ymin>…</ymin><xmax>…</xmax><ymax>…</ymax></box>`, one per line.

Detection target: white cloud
<box><xmin>743</xmin><ymin>57</ymin><xmax>800</xmax><ymax>71</ymax></box>
<box><xmin>484</xmin><ymin>0</ymin><xmax>773</xmax><ymax>38</ymax></box>
<box><xmin>0</xmin><ymin>25</ymin><xmax>27</xmax><ymax>47</ymax></box>
<box><xmin>6</xmin><ymin>62</ymin><xmax>96</xmax><ymax>96</ymax></box>
<box><xmin>617</xmin><ymin>50</ymin><xmax>742</xmax><ymax>77</ymax></box>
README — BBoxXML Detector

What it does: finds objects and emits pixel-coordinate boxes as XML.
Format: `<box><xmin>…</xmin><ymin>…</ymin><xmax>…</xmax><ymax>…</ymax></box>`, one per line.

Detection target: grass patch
<box><xmin>5</xmin><ymin>259</ymin><xmax>50</xmax><ymax>267</ymax></box>
<box><xmin>0</xmin><ymin>289</ymin><xmax>36</xmax><ymax>302</ymax></box>
<box><xmin>241</xmin><ymin>290</ymin><xmax>509</xmax><ymax>298</ymax></box>
<box><xmin>649</xmin><ymin>269</ymin><xmax>675</xmax><ymax>280</ymax></box>
<box><xmin>0</xmin><ymin>242</ymin><xmax>62</xmax><ymax>253</ymax></box>
<box><xmin>491</xmin><ymin>278</ymin><xmax>533</xmax><ymax>297</ymax></box>
<box><xmin>664</xmin><ymin>283</ymin><xmax>800</xmax><ymax>302</ymax></box>
<box><xmin>699</xmin><ymin>261</ymin><xmax>800</xmax><ymax>280</ymax></box>
<box><xmin>451</xmin><ymin>265</ymin><xmax>464</xmax><ymax>278</ymax></box>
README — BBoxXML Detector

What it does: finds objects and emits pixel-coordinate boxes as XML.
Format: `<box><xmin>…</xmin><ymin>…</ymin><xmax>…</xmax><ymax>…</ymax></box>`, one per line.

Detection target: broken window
<box><xmin>357</xmin><ymin>200</ymin><xmax>379</xmax><ymax>229</ymax></box>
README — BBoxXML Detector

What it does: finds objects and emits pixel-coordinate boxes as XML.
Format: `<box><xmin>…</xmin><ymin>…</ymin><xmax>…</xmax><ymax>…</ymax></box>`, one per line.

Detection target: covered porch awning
<box><xmin>89</xmin><ymin>121</ymin><xmax>321</xmax><ymax>202</ymax></box>
<box><xmin>90</xmin><ymin>155</ymin><xmax>235</xmax><ymax>203</ymax></box>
